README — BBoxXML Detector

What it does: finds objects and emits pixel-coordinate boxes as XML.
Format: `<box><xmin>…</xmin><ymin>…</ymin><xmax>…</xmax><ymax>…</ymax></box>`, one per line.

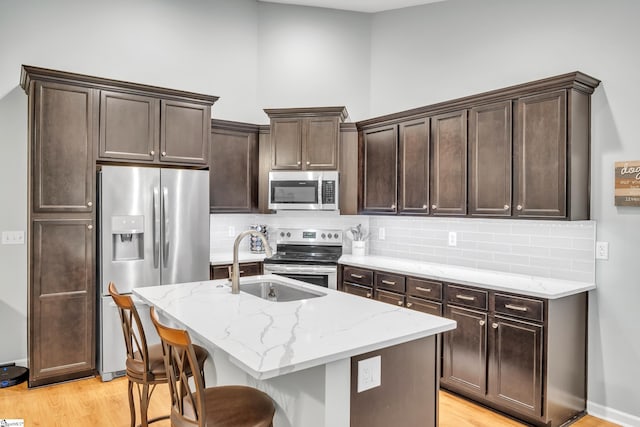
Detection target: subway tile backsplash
<box><xmin>211</xmin><ymin>214</ymin><xmax>596</xmax><ymax>283</ymax></box>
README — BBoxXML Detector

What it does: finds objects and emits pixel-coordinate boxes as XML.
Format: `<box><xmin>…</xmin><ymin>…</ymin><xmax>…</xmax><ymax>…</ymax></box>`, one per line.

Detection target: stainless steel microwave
<box><xmin>268</xmin><ymin>171</ymin><xmax>339</xmax><ymax>211</ymax></box>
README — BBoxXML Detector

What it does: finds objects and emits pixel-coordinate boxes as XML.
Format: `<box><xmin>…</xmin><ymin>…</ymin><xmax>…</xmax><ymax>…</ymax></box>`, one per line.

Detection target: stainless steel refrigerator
<box><xmin>98</xmin><ymin>165</ymin><xmax>209</xmax><ymax>381</ymax></box>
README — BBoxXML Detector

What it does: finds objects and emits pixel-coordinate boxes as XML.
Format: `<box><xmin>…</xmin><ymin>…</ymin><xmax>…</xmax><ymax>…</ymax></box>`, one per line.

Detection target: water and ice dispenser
<box><xmin>111</xmin><ymin>215</ymin><xmax>144</xmax><ymax>261</ymax></box>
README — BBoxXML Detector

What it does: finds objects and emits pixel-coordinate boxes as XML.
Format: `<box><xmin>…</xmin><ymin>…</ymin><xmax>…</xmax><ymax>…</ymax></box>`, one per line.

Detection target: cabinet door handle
<box><xmin>397</xmin><ymin>300</ymin><xmax>404</xmax><ymax>306</ymax></box>
<box><xmin>87</xmin><ymin>201</ymin><xmax>93</xmax><ymax>207</ymax></box>
<box><xmin>422</xmin><ymin>204</ymin><xmax>427</xmax><ymax>209</ymax></box>
<box><xmin>406</xmin><ymin>302</ymin><xmax>413</xmax><ymax>308</ymax></box>
<box><xmin>479</xmin><ymin>320</ymin><xmax>485</xmax><ymax>326</ymax></box>
<box><xmin>350</xmin><ymin>273</ymin><xmax>364</xmax><ymax>279</ymax></box>
<box><xmin>391</xmin><ymin>204</ymin><xmax>396</xmax><ymax>209</ymax></box>
<box><xmin>432</xmin><ymin>204</ymin><xmax>437</xmax><ymax>210</ymax></box>
<box><xmin>456</xmin><ymin>294</ymin><xmax>476</xmax><ymax>301</ymax></box>
<box><xmin>503</xmin><ymin>204</ymin><xmax>510</xmax><ymax>210</ymax></box>
<box><xmin>366</xmin><ymin>292</ymin><xmax>372</xmax><ymax>298</ymax></box>
<box><xmin>516</xmin><ymin>204</ymin><xmax>523</xmax><ymax>211</ymax></box>
<box><xmin>87</xmin><ymin>224</ymin><xmax>93</xmax><ymax>230</ymax></box>
<box><xmin>492</xmin><ymin>323</ymin><xmax>499</xmax><ymax>329</ymax></box>
<box><xmin>161</xmin><ymin>151</ymin><xmax>167</xmax><ymax>157</ymax></box>
<box><xmin>415</xmin><ymin>286</ymin><xmax>432</xmax><ymax>293</ymax></box>
<box><xmin>150</xmin><ymin>150</ymin><xmax>155</xmax><ymax>156</ymax></box>
<box><xmin>381</xmin><ymin>280</ymin><xmax>396</xmax><ymax>286</ymax></box>
<box><xmin>505</xmin><ymin>304</ymin><xmax>528</xmax><ymax>312</ymax></box>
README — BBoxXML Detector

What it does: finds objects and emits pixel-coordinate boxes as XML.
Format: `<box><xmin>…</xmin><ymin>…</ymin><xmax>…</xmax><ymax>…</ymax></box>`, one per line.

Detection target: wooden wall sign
<box><xmin>615</xmin><ymin>161</ymin><xmax>640</xmax><ymax>206</ymax></box>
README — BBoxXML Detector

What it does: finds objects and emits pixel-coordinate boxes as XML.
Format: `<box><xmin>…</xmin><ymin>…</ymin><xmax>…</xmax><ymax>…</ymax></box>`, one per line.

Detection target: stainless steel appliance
<box><xmin>98</xmin><ymin>165</ymin><xmax>209</xmax><ymax>381</ymax></box>
<box><xmin>268</xmin><ymin>171</ymin><xmax>339</xmax><ymax>211</ymax></box>
<box><xmin>263</xmin><ymin>228</ymin><xmax>343</xmax><ymax>290</ymax></box>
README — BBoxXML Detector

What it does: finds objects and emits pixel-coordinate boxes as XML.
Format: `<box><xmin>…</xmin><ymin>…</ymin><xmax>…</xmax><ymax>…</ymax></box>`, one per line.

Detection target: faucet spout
<box><xmin>231</xmin><ymin>230</ymin><xmax>272</xmax><ymax>294</ymax></box>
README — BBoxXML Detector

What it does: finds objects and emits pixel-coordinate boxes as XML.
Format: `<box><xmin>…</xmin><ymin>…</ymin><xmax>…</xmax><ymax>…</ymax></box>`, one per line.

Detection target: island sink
<box><xmin>239</xmin><ymin>278</ymin><xmax>326</xmax><ymax>302</ymax></box>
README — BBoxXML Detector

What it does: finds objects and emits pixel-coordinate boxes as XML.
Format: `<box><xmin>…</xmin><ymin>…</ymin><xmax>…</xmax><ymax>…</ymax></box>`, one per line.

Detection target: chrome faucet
<box><xmin>231</xmin><ymin>230</ymin><xmax>272</xmax><ymax>294</ymax></box>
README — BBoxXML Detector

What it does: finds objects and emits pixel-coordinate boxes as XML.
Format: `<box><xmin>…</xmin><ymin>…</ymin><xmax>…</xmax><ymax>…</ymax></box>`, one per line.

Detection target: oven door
<box><xmin>263</xmin><ymin>264</ymin><xmax>337</xmax><ymax>290</ymax></box>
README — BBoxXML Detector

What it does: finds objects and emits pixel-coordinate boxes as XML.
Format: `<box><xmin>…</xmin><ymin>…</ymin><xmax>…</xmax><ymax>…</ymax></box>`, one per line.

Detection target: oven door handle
<box><xmin>264</xmin><ymin>264</ymin><xmax>336</xmax><ymax>274</ymax></box>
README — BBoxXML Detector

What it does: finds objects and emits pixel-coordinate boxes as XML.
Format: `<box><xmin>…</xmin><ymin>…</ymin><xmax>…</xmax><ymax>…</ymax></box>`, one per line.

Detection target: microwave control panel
<box><xmin>322</xmin><ymin>180</ymin><xmax>336</xmax><ymax>204</ymax></box>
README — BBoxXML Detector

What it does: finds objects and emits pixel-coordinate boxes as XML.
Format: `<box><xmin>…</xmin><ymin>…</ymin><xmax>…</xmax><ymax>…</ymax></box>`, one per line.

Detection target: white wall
<box><xmin>370</xmin><ymin>0</ymin><xmax>640</xmax><ymax>423</ymax></box>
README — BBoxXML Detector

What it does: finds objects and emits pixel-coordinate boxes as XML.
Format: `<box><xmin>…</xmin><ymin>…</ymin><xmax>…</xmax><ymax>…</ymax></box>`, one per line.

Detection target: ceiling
<box><xmin>258</xmin><ymin>0</ymin><xmax>447</xmax><ymax>13</ymax></box>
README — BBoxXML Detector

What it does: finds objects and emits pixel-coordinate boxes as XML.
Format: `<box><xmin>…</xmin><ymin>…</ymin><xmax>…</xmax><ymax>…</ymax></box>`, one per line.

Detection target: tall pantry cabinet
<box><xmin>21</xmin><ymin>65</ymin><xmax>217</xmax><ymax>387</ymax></box>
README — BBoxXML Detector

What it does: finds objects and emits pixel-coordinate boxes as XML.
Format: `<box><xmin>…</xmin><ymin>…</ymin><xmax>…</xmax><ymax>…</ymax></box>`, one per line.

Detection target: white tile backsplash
<box><xmin>211</xmin><ymin>214</ymin><xmax>596</xmax><ymax>282</ymax></box>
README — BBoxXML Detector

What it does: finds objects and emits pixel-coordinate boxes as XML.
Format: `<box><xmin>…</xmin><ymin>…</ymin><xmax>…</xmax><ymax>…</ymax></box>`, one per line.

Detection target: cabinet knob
<box><xmin>516</xmin><ymin>204</ymin><xmax>523</xmax><ymax>211</ymax></box>
<box><xmin>432</xmin><ymin>204</ymin><xmax>437</xmax><ymax>210</ymax></box>
<box><xmin>161</xmin><ymin>151</ymin><xmax>167</xmax><ymax>157</ymax></box>
<box><xmin>87</xmin><ymin>224</ymin><xmax>93</xmax><ymax>230</ymax></box>
<box><xmin>504</xmin><ymin>204</ymin><xmax>510</xmax><ymax>210</ymax></box>
<box><xmin>306</xmin><ymin>161</ymin><xmax>310</xmax><ymax>165</ymax></box>
<box><xmin>397</xmin><ymin>300</ymin><xmax>404</xmax><ymax>306</ymax></box>
<box><xmin>366</xmin><ymin>292</ymin><xmax>372</xmax><ymax>298</ymax></box>
<box><xmin>492</xmin><ymin>323</ymin><xmax>499</xmax><ymax>329</ymax></box>
<box><xmin>87</xmin><ymin>201</ymin><xmax>93</xmax><ymax>207</ymax></box>
<box><xmin>479</xmin><ymin>320</ymin><xmax>485</xmax><ymax>326</ymax></box>
<box><xmin>391</xmin><ymin>204</ymin><xmax>396</xmax><ymax>209</ymax></box>
<box><xmin>423</xmin><ymin>204</ymin><xmax>427</xmax><ymax>209</ymax></box>
<box><xmin>406</xmin><ymin>302</ymin><xmax>413</xmax><ymax>308</ymax></box>
<box><xmin>150</xmin><ymin>150</ymin><xmax>155</xmax><ymax>156</ymax></box>
<box><xmin>297</xmin><ymin>161</ymin><xmax>301</xmax><ymax>165</ymax></box>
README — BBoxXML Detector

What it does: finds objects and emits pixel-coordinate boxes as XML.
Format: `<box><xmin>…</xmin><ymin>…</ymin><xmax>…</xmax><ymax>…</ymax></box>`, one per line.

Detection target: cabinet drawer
<box><xmin>210</xmin><ymin>262</ymin><xmax>262</xmax><ymax>280</ymax></box>
<box><xmin>446</xmin><ymin>284</ymin><xmax>488</xmax><ymax>310</ymax></box>
<box><xmin>343</xmin><ymin>266</ymin><xmax>373</xmax><ymax>286</ymax></box>
<box><xmin>494</xmin><ymin>293</ymin><xmax>544</xmax><ymax>322</ymax></box>
<box><xmin>344</xmin><ymin>283</ymin><xmax>373</xmax><ymax>299</ymax></box>
<box><xmin>407</xmin><ymin>277</ymin><xmax>442</xmax><ymax>301</ymax></box>
<box><xmin>375</xmin><ymin>289</ymin><xmax>405</xmax><ymax>307</ymax></box>
<box><xmin>375</xmin><ymin>272</ymin><xmax>406</xmax><ymax>293</ymax></box>
<box><xmin>406</xmin><ymin>296</ymin><xmax>442</xmax><ymax>316</ymax></box>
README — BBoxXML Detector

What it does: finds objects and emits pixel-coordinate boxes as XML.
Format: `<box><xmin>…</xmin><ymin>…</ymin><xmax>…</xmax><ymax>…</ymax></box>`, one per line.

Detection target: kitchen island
<box><xmin>134</xmin><ymin>275</ymin><xmax>456</xmax><ymax>427</ymax></box>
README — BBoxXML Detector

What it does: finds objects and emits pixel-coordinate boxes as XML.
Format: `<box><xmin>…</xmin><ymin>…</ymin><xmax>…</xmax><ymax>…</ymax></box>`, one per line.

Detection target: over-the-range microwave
<box><xmin>268</xmin><ymin>171</ymin><xmax>339</xmax><ymax>211</ymax></box>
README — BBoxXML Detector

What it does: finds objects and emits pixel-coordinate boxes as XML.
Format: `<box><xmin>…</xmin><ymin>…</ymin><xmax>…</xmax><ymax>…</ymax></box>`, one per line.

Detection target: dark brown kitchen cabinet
<box><xmin>30</xmin><ymin>219</ymin><xmax>95</xmax><ymax>387</ymax></box>
<box><xmin>210</xmin><ymin>120</ymin><xmax>258</xmax><ymax>213</ymax></box>
<box><xmin>360</xmin><ymin>124</ymin><xmax>398</xmax><ymax>214</ymax></box>
<box><xmin>399</xmin><ymin>118</ymin><xmax>430</xmax><ymax>215</ymax></box>
<box><xmin>265</xmin><ymin>107</ymin><xmax>348</xmax><ymax>171</ymax></box>
<box><xmin>32</xmin><ymin>81</ymin><xmax>97</xmax><ymax>213</ymax></box>
<box><xmin>406</xmin><ymin>277</ymin><xmax>443</xmax><ymax>316</ymax></box>
<box><xmin>210</xmin><ymin>262</ymin><xmax>262</xmax><ymax>280</ymax></box>
<box><xmin>430</xmin><ymin>110</ymin><xmax>467</xmax><ymax>216</ymax></box>
<box><xmin>468</xmin><ymin>101</ymin><xmax>512</xmax><ymax>217</ymax></box>
<box><xmin>99</xmin><ymin>91</ymin><xmax>211</xmax><ymax>166</ymax></box>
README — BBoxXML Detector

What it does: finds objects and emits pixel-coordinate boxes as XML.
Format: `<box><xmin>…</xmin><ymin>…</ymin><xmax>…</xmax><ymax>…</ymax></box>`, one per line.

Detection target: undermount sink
<box><xmin>239</xmin><ymin>279</ymin><xmax>326</xmax><ymax>302</ymax></box>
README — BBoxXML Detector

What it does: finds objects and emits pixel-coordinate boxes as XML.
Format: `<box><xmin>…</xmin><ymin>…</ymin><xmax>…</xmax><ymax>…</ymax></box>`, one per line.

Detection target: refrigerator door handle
<box><xmin>153</xmin><ymin>187</ymin><xmax>160</xmax><ymax>268</ymax></box>
<box><xmin>162</xmin><ymin>186</ymin><xmax>169</xmax><ymax>267</ymax></box>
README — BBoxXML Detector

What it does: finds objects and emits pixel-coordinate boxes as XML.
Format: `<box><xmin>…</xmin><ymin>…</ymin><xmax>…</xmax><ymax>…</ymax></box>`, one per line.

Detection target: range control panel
<box><xmin>276</xmin><ymin>228</ymin><xmax>343</xmax><ymax>245</ymax></box>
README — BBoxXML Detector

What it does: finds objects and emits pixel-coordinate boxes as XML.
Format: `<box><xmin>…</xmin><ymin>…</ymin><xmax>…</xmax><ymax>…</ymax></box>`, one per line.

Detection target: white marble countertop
<box><xmin>134</xmin><ymin>275</ymin><xmax>456</xmax><ymax>380</ymax></box>
<box><xmin>339</xmin><ymin>255</ymin><xmax>595</xmax><ymax>299</ymax></box>
<box><xmin>210</xmin><ymin>251</ymin><xmax>267</xmax><ymax>265</ymax></box>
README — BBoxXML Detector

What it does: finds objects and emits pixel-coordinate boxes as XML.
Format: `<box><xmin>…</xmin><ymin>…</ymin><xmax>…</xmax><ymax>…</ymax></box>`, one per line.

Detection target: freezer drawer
<box><xmin>99</xmin><ymin>295</ymin><xmax>160</xmax><ymax>381</ymax></box>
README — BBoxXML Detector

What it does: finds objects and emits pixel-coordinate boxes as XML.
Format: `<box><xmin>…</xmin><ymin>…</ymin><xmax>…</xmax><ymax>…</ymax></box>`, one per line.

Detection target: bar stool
<box><xmin>150</xmin><ymin>306</ymin><xmax>276</xmax><ymax>427</ymax></box>
<box><xmin>109</xmin><ymin>282</ymin><xmax>208</xmax><ymax>427</ymax></box>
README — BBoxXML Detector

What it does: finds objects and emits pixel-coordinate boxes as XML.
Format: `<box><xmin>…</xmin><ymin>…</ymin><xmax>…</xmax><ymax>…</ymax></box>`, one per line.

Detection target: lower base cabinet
<box><xmin>210</xmin><ymin>261</ymin><xmax>263</xmax><ymax>280</ymax></box>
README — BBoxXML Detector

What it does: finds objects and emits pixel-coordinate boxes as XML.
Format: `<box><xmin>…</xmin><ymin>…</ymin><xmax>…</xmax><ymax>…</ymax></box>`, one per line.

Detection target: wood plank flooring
<box><xmin>0</xmin><ymin>376</ymin><xmax>620</xmax><ymax>426</ymax></box>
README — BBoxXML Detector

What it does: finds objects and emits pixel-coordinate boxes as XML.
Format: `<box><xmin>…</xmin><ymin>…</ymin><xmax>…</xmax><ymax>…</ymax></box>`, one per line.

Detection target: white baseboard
<box><xmin>588</xmin><ymin>400</ymin><xmax>640</xmax><ymax>427</ymax></box>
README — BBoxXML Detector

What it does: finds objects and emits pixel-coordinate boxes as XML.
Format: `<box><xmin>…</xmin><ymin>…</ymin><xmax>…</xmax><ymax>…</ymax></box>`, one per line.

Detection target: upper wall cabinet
<box><xmin>356</xmin><ymin>72</ymin><xmax>600</xmax><ymax>220</ymax></box>
<box><xmin>361</xmin><ymin>124</ymin><xmax>398</xmax><ymax>214</ymax></box>
<box><xmin>264</xmin><ymin>107</ymin><xmax>348</xmax><ymax>171</ymax></box>
<box><xmin>99</xmin><ymin>90</ymin><xmax>213</xmax><ymax>166</ymax></box>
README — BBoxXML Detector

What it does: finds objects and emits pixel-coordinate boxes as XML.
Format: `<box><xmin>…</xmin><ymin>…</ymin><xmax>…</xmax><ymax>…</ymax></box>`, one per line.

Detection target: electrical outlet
<box><xmin>596</xmin><ymin>241</ymin><xmax>609</xmax><ymax>260</ymax></box>
<box><xmin>1</xmin><ymin>231</ymin><xmax>25</xmax><ymax>245</ymax></box>
<box><xmin>378</xmin><ymin>227</ymin><xmax>386</xmax><ymax>240</ymax></box>
<box><xmin>357</xmin><ymin>355</ymin><xmax>381</xmax><ymax>393</ymax></box>
<box><xmin>228</xmin><ymin>226</ymin><xmax>236</xmax><ymax>237</ymax></box>
<box><xmin>448</xmin><ymin>231</ymin><xmax>457</xmax><ymax>247</ymax></box>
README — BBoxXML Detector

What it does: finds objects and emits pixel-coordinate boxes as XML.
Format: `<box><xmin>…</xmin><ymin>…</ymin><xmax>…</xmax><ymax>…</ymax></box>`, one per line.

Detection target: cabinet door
<box><xmin>304</xmin><ymin>116</ymin><xmax>339</xmax><ymax>169</ymax></box>
<box><xmin>469</xmin><ymin>101</ymin><xmax>512</xmax><ymax>217</ymax></box>
<box><xmin>32</xmin><ymin>81</ymin><xmax>96</xmax><ymax>213</ymax></box>
<box><xmin>161</xmin><ymin>100</ymin><xmax>210</xmax><ymax>165</ymax></box>
<box><xmin>361</xmin><ymin>125</ymin><xmax>398</xmax><ymax>213</ymax></box>
<box><xmin>488</xmin><ymin>316</ymin><xmax>543</xmax><ymax>418</ymax></box>
<box><xmin>514</xmin><ymin>90</ymin><xmax>567</xmax><ymax>218</ymax></box>
<box><xmin>399</xmin><ymin>118</ymin><xmax>430</xmax><ymax>215</ymax></box>
<box><xmin>442</xmin><ymin>305</ymin><xmax>487</xmax><ymax>397</ymax></box>
<box><xmin>30</xmin><ymin>219</ymin><xmax>95</xmax><ymax>386</ymax></box>
<box><xmin>210</xmin><ymin>128</ymin><xmax>258</xmax><ymax>212</ymax></box>
<box><xmin>406</xmin><ymin>296</ymin><xmax>442</xmax><ymax>316</ymax></box>
<box><xmin>430</xmin><ymin>110</ymin><xmax>467</xmax><ymax>216</ymax></box>
<box><xmin>99</xmin><ymin>90</ymin><xmax>158</xmax><ymax>162</ymax></box>
<box><xmin>271</xmin><ymin>118</ymin><xmax>302</xmax><ymax>169</ymax></box>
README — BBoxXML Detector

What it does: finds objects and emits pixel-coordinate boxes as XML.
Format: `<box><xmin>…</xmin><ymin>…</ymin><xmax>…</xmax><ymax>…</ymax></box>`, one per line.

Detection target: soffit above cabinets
<box><xmin>257</xmin><ymin>0</ymin><xmax>447</xmax><ymax>13</ymax></box>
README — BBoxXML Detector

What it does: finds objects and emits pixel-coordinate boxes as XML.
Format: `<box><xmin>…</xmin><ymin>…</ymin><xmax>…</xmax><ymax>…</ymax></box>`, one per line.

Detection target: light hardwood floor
<box><xmin>0</xmin><ymin>376</ymin><xmax>620</xmax><ymax>427</ymax></box>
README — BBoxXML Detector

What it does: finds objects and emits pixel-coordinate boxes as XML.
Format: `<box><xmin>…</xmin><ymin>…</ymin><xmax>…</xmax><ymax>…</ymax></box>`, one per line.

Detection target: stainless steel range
<box><xmin>263</xmin><ymin>228</ymin><xmax>343</xmax><ymax>290</ymax></box>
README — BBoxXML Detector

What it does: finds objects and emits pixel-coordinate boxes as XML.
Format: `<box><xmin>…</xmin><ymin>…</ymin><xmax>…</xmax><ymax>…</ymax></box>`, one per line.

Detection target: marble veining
<box><xmin>339</xmin><ymin>254</ymin><xmax>595</xmax><ymax>299</ymax></box>
<box><xmin>134</xmin><ymin>276</ymin><xmax>455</xmax><ymax>380</ymax></box>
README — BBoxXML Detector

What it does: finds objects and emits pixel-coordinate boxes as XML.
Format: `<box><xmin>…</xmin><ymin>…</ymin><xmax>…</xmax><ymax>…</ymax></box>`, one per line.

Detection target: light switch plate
<box><xmin>2</xmin><ymin>230</ymin><xmax>25</xmax><ymax>245</ymax></box>
<box><xmin>357</xmin><ymin>355</ymin><xmax>381</xmax><ymax>393</ymax></box>
<box><xmin>596</xmin><ymin>241</ymin><xmax>609</xmax><ymax>260</ymax></box>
